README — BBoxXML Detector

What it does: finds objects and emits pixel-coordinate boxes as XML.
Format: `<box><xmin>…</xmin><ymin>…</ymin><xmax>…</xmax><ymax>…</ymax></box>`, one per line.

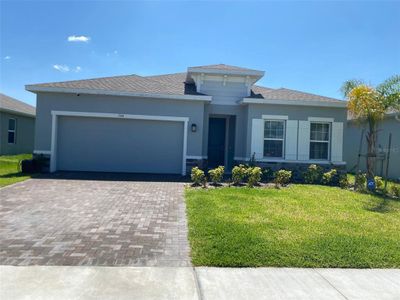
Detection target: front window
<box><xmin>310</xmin><ymin>122</ymin><xmax>330</xmax><ymax>160</ymax></box>
<box><xmin>8</xmin><ymin>118</ymin><xmax>16</xmax><ymax>144</ymax></box>
<box><xmin>263</xmin><ymin>120</ymin><xmax>285</xmax><ymax>158</ymax></box>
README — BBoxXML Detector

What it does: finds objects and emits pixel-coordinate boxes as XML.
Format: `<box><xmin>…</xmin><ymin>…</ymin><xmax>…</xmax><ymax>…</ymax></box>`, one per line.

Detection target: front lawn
<box><xmin>0</xmin><ymin>154</ymin><xmax>33</xmax><ymax>187</ymax></box>
<box><xmin>186</xmin><ymin>185</ymin><xmax>400</xmax><ymax>268</ymax></box>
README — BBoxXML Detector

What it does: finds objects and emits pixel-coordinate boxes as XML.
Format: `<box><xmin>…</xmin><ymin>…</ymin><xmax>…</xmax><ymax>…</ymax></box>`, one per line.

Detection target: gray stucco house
<box><xmin>0</xmin><ymin>93</ymin><xmax>35</xmax><ymax>155</ymax></box>
<box><xmin>344</xmin><ymin>112</ymin><xmax>400</xmax><ymax>180</ymax></box>
<box><xmin>26</xmin><ymin>64</ymin><xmax>347</xmax><ymax>175</ymax></box>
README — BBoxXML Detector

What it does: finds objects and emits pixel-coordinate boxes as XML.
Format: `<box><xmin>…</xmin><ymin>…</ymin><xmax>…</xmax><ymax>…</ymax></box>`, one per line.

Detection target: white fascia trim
<box><xmin>50</xmin><ymin>110</ymin><xmax>189</xmax><ymax>175</ymax></box>
<box><xmin>241</xmin><ymin>98</ymin><xmax>347</xmax><ymax>108</ymax></box>
<box><xmin>308</xmin><ymin>117</ymin><xmax>334</xmax><ymax>122</ymax></box>
<box><xmin>186</xmin><ymin>155</ymin><xmax>207</xmax><ymax>160</ymax></box>
<box><xmin>188</xmin><ymin>67</ymin><xmax>265</xmax><ymax>77</ymax></box>
<box><xmin>25</xmin><ymin>85</ymin><xmax>212</xmax><ymax>102</ymax></box>
<box><xmin>51</xmin><ymin>111</ymin><xmax>189</xmax><ymax>122</ymax></box>
<box><xmin>33</xmin><ymin>150</ymin><xmax>51</xmax><ymax>155</ymax></box>
<box><xmin>262</xmin><ymin>114</ymin><xmax>288</xmax><ymax>120</ymax></box>
<box><xmin>234</xmin><ymin>157</ymin><xmax>346</xmax><ymax>165</ymax></box>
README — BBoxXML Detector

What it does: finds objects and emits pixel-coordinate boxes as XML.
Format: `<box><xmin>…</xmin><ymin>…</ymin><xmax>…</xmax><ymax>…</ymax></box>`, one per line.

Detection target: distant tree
<box><xmin>341</xmin><ymin>75</ymin><xmax>400</xmax><ymax>179</ymax></box>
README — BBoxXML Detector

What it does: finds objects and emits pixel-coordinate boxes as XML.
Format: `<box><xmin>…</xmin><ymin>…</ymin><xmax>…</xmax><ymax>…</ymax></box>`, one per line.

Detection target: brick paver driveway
<box><xmin>0</xmin><ymin>174</ymin><xmax>190</xmax><ymax>266</ymax></box>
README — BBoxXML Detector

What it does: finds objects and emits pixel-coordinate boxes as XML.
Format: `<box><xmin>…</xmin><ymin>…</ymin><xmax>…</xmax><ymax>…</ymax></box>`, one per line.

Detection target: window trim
<box><xmin>309</xmin><ymin>121</ymin><xmax>330</xmax><ymax>161</ymax></box>
<box><xmin>263</xmin><ymin>119</ymin><xmax>285</xmax><ymax>158</ymax></box>
<box><xmin>7</xmin><ymin>118</ymin><xmax>17</xmax><ymax>144</ymax></box>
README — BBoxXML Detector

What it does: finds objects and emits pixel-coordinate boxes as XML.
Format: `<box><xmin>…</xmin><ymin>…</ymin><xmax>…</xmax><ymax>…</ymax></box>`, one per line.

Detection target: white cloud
<box><xmin>113</xmin><ymin>50</ymin><xmax>118</xmax><ymax>54</ymax></box>
<box><xmin>53</xmin><ymin>64</ymin><xmax>70</xmax><ymax>72</ymax></box>
<box><xmin>4</xmin><ymin>56</ymin><xmax>11</xmax><ymax>60</ymax></box>
<box><xmin>67</xmin><ymin>35</ymin><xmax>90</xmax><ymax>43</ymax></box>
<box><xmin>53</xmin><ymin>64</ymin><xmax>82</xmax><ymax>73</ymax></box>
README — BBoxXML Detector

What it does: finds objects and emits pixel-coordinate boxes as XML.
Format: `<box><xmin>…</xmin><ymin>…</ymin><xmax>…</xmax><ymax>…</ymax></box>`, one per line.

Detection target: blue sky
<box><xmin>1</xmin><ymin>0</ymin><xmax>399</xmax><ymax>106</ymax></box>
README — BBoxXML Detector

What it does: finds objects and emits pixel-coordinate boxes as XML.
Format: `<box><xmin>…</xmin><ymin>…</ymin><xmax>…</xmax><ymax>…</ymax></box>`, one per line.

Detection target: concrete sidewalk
<box><xmin>1</xmin><ymin>266</ymin><xmax>399</xmax><ymax>300</ymax></box>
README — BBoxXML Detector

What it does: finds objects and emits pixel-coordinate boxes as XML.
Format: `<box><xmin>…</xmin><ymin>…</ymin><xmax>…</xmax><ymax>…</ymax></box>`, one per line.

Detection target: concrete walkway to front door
<box><xmin>1</xmin><ymin>266</ymin><xmax>399</xmax><ymax>300</ymax></box>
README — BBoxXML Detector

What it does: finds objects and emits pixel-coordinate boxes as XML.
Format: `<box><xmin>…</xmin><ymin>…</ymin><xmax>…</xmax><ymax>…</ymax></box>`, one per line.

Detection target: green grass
<box><xmin>0</xmin><ymin>154</ymin><xmax>33</xmax><ymax>187</ymax></box>
<box><xmin>186</xmin><ymin>185</ymin><xmax>400</xmax><ymax>268</ymax></box>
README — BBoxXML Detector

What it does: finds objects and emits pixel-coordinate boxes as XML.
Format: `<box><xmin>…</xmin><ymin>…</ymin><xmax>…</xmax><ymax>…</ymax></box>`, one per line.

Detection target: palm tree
<box><xmin>341</xmin><ymin>75</ymin><xmax>400</xmax><ymax>180</ymax></box>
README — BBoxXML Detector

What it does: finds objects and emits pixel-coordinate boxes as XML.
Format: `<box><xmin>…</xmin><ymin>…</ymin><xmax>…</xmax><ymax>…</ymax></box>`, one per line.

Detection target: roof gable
<box><xmin>0</xmin><ymin>93</ymin><xmax>35</xmax><ymax>116</ymax></box>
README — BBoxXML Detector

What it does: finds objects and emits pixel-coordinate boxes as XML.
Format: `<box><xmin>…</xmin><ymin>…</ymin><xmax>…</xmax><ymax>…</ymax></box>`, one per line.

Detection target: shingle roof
<box><xmin>26</xmin><ymin>66</ymin><xmax>344</xmax><ymax>104</ymax></box>
<box><xmin>28</xmin><ymin>73</ymin><xmax>203</xmax><ymax>96</ymax></box>
<box><xmin>250</xmin><ymin>87</ymin><xmax>344</xmax><ymax>103</ymax></box>
<box><xmin>0</xmin><ymin>93</ymin><xmax>35</xmax><ymax>116</ymax></box>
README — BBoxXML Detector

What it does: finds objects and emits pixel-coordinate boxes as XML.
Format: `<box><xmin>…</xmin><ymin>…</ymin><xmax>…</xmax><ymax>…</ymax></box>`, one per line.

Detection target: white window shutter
<box><xmin>298</xmin><ymin>121</ymin><xmax>310</xmax><ymax>161</ymax></box>
<box><xmin>331</xmin><ymin>122</ymin><xmax>343</xmax><ymax>162</ymax></box>
<box><xmin>285</xmin><ymin>120</ymin><xmax>298</xmax><ymax>160</ymax></box>
<box><xmin>251</xmin><ymin>119</ymin><xmax>264</xmax><ymax>159</ymax></box>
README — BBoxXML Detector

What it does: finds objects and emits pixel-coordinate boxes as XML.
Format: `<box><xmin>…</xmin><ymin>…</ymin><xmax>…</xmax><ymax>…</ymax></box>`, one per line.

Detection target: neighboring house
<box><xmin>344</xmin><ymin>112</ymin><xmax>400</xmax><ymax>181</ymax></box>
<box><xmin>26</xmin><ymin>64</ymin><xmax>347</xmax><ymax>175</ymax></box>
<box><xmin>0</xmin><ymin>93</ymin><xmax>35</xmax><ymax>155</ymax></box>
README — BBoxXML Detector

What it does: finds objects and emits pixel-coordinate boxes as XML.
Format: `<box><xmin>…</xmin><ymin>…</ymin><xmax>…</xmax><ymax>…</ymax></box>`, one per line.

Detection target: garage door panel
<box><xmin>57</xmin><ymin>116</ymin><xmax>183</xmax><ymax>174</ymax></box>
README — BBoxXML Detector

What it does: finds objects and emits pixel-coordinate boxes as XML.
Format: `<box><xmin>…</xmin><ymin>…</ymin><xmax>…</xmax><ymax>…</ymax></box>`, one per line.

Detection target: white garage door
<box><xmin>55</xmin><ymin>115</ymin><xmax>184</xmax><ymax>174</ymax></box>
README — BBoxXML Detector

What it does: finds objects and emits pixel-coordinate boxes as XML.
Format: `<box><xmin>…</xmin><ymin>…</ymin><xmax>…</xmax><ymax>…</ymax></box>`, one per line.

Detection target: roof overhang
<box><xmin>25</xmin><ymin>86</ymin><xmax>212</xmax><ymax>102</ymax></box>
<box><xmin>187</xmin><ymin>67</ymin><xmax>265</xmax><ymax>78</ymax></box>
<box><xmin>240</xmin><ymin>98</ymin><xmax>348</xmax><ymax>108</ymax></box>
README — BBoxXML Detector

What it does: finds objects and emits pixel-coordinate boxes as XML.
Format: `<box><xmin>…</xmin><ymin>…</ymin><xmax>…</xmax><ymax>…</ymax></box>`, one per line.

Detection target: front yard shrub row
<box><xmin>191</xmin><ymin>164</ymin><xmax>399</xmax><ymax>198</ymax></box>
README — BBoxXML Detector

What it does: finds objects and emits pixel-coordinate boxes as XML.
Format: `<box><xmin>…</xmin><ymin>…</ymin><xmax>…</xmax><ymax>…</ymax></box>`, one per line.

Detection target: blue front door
<box><xmin>207</xmin><ymin>118</ymin><xmax>226</xmax><ymax>168</ymax></box>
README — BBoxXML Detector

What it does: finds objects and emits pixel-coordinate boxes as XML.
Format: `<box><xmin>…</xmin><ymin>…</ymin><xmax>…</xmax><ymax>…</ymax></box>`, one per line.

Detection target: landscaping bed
<box><xmin>186</xmin><ymin>185</ymin><xmax>400</xmax><ymax>268</ymax></box>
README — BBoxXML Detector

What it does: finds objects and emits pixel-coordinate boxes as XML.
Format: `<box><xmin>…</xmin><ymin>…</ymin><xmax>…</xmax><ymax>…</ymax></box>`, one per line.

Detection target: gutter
<box><xmin>239</xmin><ymin>98</ymin><xmax>348</xmax><ymax>108</ymax></box>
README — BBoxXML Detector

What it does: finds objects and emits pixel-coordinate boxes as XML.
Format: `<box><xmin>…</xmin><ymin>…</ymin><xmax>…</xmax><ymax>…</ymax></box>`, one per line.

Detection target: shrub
<box><xmin>339</xmin><ymin>174</ymin><xmax>349</xmax><ymax>189</ymax></box>
<box><xmin>262</xmin><ymin>168</ymin><xmax>274</xmax><ymax>182</ymax></box>
<box><xmin>274</xmin><ymin>169</ymin><xmax>292</xmax><ymax>187</ymax></box>
<box><xmin>232</xmin><ymin>164</ymin><xmax>247</xmax><ymax>185</ymax></box>
<box><xmin>246</xmin><ymin>167</ymin><xmax>262</xmax><ymax>187</ymax></box>
<box><xmin>304</xmin><ymin>164</ymin><xmax>323</xmax><ymax>184</ymax></box>
<box><xmin>322</xmin><ymin>169</ymin><xmax>337</xmax><ymax>185</ymax></box>
<box><xmin>374</xmin><ymin>176</ymin><xmax>384</xmax><ymax>190</ymax></box>
<box><xmin>389</xmin><ymin>185</ymin><xmax>400</xmax><ymax>198</ymax></box>
<box><xmin>354</xmin><ymin>172</ymin><xmax>367</xmax><ymax>191</ymax></box>
<box><xmin>191</xmin><ymin>167</ymin><xmax>205</xmax><ymax>186</ymax></box>
<box><xmin>208</xmin><ymin>166</ymin><xmax>225</xmax><ymax>185</ymax></box>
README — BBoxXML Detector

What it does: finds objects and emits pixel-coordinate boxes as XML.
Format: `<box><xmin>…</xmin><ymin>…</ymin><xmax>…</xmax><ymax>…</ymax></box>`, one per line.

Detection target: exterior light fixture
<box><xmin>191</xmin><ymin>123</ymin><xmax>197</xmax><ymax>132</ymax></box>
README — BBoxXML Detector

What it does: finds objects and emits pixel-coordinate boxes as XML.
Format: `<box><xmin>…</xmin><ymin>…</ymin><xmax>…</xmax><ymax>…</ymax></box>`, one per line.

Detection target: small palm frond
<box><xmin>376</xmin><ymin>75</ymin><xmax>400</xmax><ymax>110</ymax></box>
<box><xmin>340</xmin><ymin>79</ymin><xmax>365</xmax><ymax>98</ymax></box>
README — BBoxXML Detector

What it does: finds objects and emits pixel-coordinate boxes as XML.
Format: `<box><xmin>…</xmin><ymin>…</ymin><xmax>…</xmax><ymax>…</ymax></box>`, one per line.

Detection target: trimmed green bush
<box><xmin>232</xmin><ymin>164</ymin><xmax>247</xmax><ymax>185</ymax></box>
<box><xmin>322</xmin><ymin>169</ymin><xmax>337</xmax><ymax>185</ymax></box>
<box><xmin>274</xmin><ymin>169</ymin><xmax>292</xmax><ymax>187</ymax></box>
<box><xmin>208</xmin><ymin>166</ymin><xmax>225</xmax><ymax>185</ymax></box>
<box><xmin>354</xmin><ymin>172</ymin><xmax>367</xmax><ymax>191</ymax></box>
<box><xmin>304</xmin><ymin>164</ymin><xmax>323</xmax><ymax>184</ymax></box>
<box><xmin>389</xmin><ymin>185</ymin><xmax>400</xmax><ymax>198</ymax></box>
<box><xmin>246</xmin><ymin>167</ymin><xmax>262</xmax><ymax>187</ymax></box>
<box><xmin>262</xmin><ymin>168</ymin><xmax>274</xmax><ymax>182</ymax></box>
<box><xmin>339</xmin><ymin>174</ymin><xmax>349</xmax><ymax>189</ymax></box>
<box><xmin>191</xmin><ymin>167</ymin><xmax>205</xmax><ymax>186</ymax></box>
<box><xmin>374</xmin><ymin>176</ymin><xmax>384</xmax><ymax>190</ymax></box>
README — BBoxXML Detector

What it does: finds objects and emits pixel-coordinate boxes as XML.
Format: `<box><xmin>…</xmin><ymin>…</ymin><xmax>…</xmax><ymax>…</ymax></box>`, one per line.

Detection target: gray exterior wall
<box><xmin>344</xmin><ymin>116</ymin><xmax>400</xmax><ymax>180</ymax></box>
<box><xmin>245</xmin><ymin>104</ymin><xmax>347</xmax><ymax>158</ymax></box>
<box><xmin>0</xmin><ymin>111</ymin><xmax>35</xmax><ymax>155</ymax></box>
<box><xmin>34</xmin><ymin>92</ymin><xmax>205</xmax><ymax>157</ymax></box>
